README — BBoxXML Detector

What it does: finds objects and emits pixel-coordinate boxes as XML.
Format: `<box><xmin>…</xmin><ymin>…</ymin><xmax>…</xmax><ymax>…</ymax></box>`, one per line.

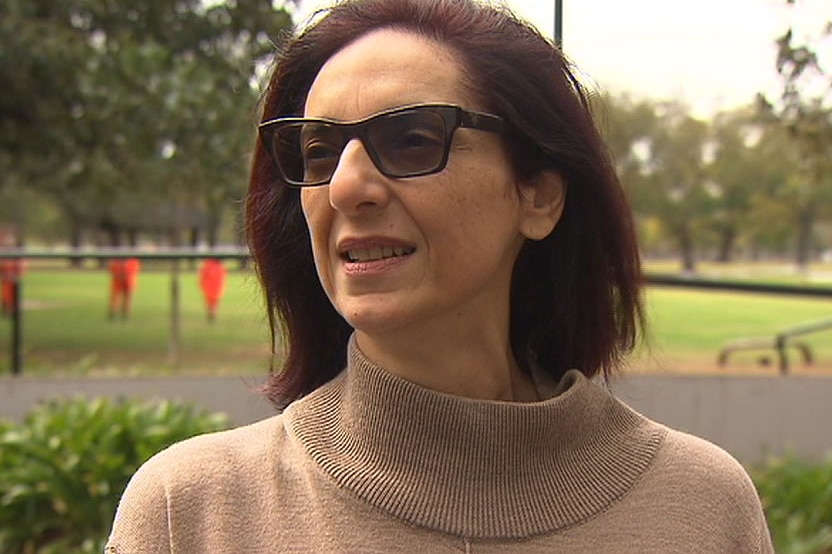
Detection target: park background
<box><xmin>1</xmin><ymin>0</ymin><xmax>831</xmax><ymax>553</ymax></box>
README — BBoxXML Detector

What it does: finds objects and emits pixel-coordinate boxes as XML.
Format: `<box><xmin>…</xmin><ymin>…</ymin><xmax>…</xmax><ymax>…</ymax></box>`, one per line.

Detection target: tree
<box><xmin>760</xmin><ymin>0</ymin><xmax>832</xmax><ymax>268</ymax></box>
<box><xmin>705</xmin><ymin>108</ymin><xmax>789</xmax><ymax>262</ymax></box>
<box><xmin>596</xmin><ymin>93</ymin><xmax>658</xmax><ymax>194</ymax></box>
<box><xmin>601</xmin><ymin>97</ymin><xmax>713</xmax><ymax>272</ymax></box>
<box><xmin>596</xmin><ymin>94</ymin><xmax>670</xmax><ymax>253</ymax></box>
<box><xmin>644</xmin><ymin>103</ymin><xmax>713</xmax><ymax>272</ymax></box>
<box><xmin>0</xmin><ymin>0</ymin><xmax>296</xmax><ymax>247</ymax></box>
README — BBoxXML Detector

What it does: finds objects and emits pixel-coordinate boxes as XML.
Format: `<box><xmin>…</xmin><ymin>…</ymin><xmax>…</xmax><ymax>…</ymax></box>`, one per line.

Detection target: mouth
<box><xmin>344</xmin><ymin>245</ymin><xmax>416</xmax><ymax>263</ymax></box>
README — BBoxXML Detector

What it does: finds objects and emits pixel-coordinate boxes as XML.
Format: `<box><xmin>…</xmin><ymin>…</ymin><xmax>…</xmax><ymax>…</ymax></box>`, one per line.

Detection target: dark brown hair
<box><xmin>247</xmin><ymin>0</ymin><xmax>644</xmax><ymax>409</ymax></box>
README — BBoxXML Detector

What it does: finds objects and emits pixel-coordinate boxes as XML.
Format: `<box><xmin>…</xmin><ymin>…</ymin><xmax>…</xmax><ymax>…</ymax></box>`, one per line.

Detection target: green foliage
<box><xmin>599</xmin><ymin>86</ymin><xmax>832</xmax><ymax>268</ymax></box>
<box><xmin>0</xmin><ymin>397</ymin><xmax>229</xmax><ymax>553</ymax></box>
<box><xmin>761</xmin><ymin>2</ymin><xmax>832</xmax><ymax>268</ymax></box>
<box><xmin>0</xmin><ymin>0</ymin><xmax>296</xmax><ymax>247</ymax></box>
<box><xmin>754</xmin><ymin>455</ymin><xmax>832</xmax><ymax>554</ymax></box>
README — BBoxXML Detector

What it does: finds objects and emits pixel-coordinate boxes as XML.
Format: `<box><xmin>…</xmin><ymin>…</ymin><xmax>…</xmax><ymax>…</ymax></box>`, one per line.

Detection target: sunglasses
<box><xmin>258</xmin><ymin>103</ymin><xmax>505</xmax><ymax>187</ymax></box>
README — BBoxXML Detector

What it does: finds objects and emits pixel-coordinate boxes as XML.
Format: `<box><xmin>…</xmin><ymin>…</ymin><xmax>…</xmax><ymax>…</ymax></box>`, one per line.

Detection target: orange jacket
<box><xmin>199</xmin><ymin>259</ymin><xmax>227</xmax><ymax>302</ymax></box>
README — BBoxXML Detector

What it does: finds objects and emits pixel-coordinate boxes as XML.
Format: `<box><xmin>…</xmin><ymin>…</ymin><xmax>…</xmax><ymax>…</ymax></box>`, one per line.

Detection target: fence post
<box><xmin>169</xmin><ymin>258</ymin><xmax>181</xmax><ymax>366</ymax></box>
<box><xmin>554</xmin><ymin>0</ymin><xmax>563</xmax><ymax>48</ymax></box>
<box><xmin>11</xmin><ymin>280</ymin><xmax>22</xmax><ymax>375</ymax></box>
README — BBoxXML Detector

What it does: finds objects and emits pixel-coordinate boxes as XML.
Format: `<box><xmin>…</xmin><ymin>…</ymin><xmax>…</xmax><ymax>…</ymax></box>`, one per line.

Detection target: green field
<box><xmin>1</xmin><ymin>264</ymin><xmax>831</xmax><ymax>376</ymax></box>
<box><xmin>637</xmin><ymin>287</ymin><xmax>832</xmax><ymax>374</ymax></box>
<box><xmin>0</xmin><ymin>265</ymin><xmax>272</xmax><ymax>376</ymax></box>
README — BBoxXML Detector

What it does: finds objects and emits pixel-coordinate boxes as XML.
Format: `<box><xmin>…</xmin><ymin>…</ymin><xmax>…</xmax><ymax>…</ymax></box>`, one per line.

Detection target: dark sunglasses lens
<box><xmin>271</xmin><ymin>122</ymin><xmax>344</xmax><ymax>185</ymax></box>
<box><xmin>267</xmin><ymin>108</ymin><xmax>451</xmax><ymax>185</ymax></box>
<box><xmin>369</xmin><ymin>110</ymin><xmax>448</xmax><ymax>177</ymax></box>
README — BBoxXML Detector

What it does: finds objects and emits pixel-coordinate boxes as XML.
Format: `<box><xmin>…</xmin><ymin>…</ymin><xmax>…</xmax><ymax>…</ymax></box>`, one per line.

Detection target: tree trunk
<box><xmin>101</xmin><ymin>221</ymin><xmax>121</xmax><ymax>248</ymax></box>
<box><xmin>12</xmin><ymin>192</ymin><xmax>25</xmax><ymax>248</ymax></box>
<box><xmin>794</xmin><ymin>207</ymin><xmax>815</xmax><ymax>271</ymax></box>
<box><xmin>716</xmin><ymin>227</ymin><xmax>735</xmax><ymax>263</ymax></box>
<box><xmin>68</xmin><ymin>218</ymin><xmax>84</xmax><ymax>267</ymax></box>
<box><xmin>206</xmin><ymin>212</ymin><xmax>221</xmax><ymax>249</ymax></box>
<box><xmin>189</xmin><ymin>227</ymin><xmax>199</xmax><ymax>269</ymax></box>
<box><xmin>678</xmin><ymin>226</ymin><xmax>696</xmax><ymax>274</ymax></box>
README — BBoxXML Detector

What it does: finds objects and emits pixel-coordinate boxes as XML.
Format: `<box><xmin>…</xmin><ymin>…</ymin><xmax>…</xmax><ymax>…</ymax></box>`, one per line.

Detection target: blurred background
<box><xmin>0</xmin><ymin>0</ymin><xmax>831</xmax><ymax>552</ymax></box>
<box><xmin>1</xmin><ymin>0</ymin><xmax>830</xmax><ymax>375</ymax></box>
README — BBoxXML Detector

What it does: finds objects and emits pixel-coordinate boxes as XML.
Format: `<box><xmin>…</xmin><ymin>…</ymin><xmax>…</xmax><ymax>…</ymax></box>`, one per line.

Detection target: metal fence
<box><xmin>0</xmin><ymin>249</ymin><xmax>249</xmax><ymax>375</ymax></box>
<box><xmin>2</xmin><ymin>250</ymin><xmax>832</xmax><ymax>375</ymax></box>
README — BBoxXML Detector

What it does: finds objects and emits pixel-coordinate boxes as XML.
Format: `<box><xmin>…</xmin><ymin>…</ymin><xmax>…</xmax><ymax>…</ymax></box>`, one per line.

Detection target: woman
<box><xmin>107</xmin><ymin>0</ymin><xmax>773</xmax><ymax>552</ymax></box>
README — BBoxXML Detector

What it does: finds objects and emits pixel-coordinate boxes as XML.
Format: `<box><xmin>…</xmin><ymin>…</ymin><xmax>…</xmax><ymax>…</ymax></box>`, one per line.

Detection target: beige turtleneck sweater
<box><xmin>106</xmin><ymin>340</ymin><xmax>773</xmax><ymax>553</ymax></box>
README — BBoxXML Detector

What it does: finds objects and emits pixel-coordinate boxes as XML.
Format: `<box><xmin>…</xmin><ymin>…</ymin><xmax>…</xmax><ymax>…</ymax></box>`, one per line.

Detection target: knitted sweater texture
<box><xmin>106</xmin><ymin>341</ymin><xmax>773</xmax><ymax>553</ymax></box>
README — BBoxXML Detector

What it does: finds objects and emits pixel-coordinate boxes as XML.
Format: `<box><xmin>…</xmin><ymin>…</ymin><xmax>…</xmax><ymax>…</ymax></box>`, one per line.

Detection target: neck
<box><xmin>354</xmin><ymin>324</ymin><xmax>538</xmax><ymax>402</ymax></box>
<box><xmin>285</xmin><ymin>341</ymin><xmax>666</xmax><ymax>538</ymax></box>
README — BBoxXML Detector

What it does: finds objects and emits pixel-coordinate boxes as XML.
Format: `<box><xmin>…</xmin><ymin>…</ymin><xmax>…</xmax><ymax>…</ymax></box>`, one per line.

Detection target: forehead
<box><xmin>304</xmin><ymin>28</ymin><xmax>472</xmax><ymax>120</ymax></box>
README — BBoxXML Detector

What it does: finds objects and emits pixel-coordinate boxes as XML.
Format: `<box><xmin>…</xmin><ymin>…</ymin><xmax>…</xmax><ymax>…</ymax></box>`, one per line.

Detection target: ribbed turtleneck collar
<box><xmin>285</xmin><ymin>337</ymin><xmax>665</xmax><ymax>539</ymax></box>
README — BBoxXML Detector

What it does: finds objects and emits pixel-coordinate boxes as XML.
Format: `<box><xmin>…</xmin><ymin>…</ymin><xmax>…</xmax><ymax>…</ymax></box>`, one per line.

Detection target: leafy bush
<box><xmin>754</xmin><ymin>454</ymin><xmax>832</xmax><ymax>554</ymax></box>
<box><xmin>3</xmin><ymin>397</ymin><xmax>830</xmax><ymax>553</ymax></box>
<box><xmin>0</xmin><ymin>397</ymin><xmax>229</xmax><ymax>554</ymax></box>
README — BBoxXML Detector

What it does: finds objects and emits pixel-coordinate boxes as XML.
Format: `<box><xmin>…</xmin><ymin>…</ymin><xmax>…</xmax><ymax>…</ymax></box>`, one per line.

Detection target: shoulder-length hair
<box><xmin>247</xmin><ymin>0</ymin><xmax>644</xmax><ymax>409</ymax></box>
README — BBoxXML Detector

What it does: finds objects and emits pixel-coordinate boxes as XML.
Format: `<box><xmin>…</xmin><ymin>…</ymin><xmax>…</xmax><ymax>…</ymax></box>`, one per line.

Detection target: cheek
<box><xmin>299</xmin><ymin>190</ymin><xmax>315</xmax><ymax>227</ymax></box>
<box><xmin>299</xmin><ymin>191</ymin><xmax>333</xmax><ymax>284</ymax></box>
<box><xmin>439</xmin><ymin>175</ymin><xmax>520</xmax><ymax>237</ymax></box>
<box><xmin>424</xmin><ymin>180</ymin><xmax>522</xmax><ymax>274</ymax></box>
<box><xmin>300</xmin><ymin>190</ymin><xmax>327</xmax><ymax>241</ymax></box>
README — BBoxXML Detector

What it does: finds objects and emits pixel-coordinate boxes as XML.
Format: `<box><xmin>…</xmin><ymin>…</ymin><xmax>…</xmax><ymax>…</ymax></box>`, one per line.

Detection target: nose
<box><xmin>327</xmin><ymin>138</ymin><xmax>391</xmax><ymax>215</ymax></box>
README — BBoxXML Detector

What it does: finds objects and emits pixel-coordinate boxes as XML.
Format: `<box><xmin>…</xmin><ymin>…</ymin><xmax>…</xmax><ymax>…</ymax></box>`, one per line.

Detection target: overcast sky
<box><xmin>293</xmin><ymin>0</ymin><xmax>832</xmax><ymax>117</ymax></box>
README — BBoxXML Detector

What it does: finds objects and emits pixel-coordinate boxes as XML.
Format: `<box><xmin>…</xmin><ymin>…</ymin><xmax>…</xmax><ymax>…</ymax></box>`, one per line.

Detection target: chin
<box><xmin>336</xmin><ymin>301</ymin><xmax>414</xmax><ymax>338</ymax></box>
<box><xmin>342</xmin><ymin>313</ymin><xmax>407</xmax><ymax>337</ymax></box>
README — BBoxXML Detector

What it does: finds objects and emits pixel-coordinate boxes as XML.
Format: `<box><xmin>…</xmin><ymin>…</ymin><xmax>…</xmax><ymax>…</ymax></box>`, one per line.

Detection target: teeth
<box><xmin>346</xmin><ymin>246</ymin><xmax>414</xmax><ymax>262</ymax></box>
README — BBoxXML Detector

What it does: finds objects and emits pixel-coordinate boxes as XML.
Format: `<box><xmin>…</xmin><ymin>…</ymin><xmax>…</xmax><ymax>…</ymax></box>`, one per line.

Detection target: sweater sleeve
<box><xmin>734</xmin><ymin>460</ymin><xmax>775</xmax><ymax>554</ymax></box>
<box><xmin>757</xmin><ymin>506</ymin><xmax>775</xmax><ymax>554</ymax></box>
<box><xmin>105</xmin><ymin>455</ymin><xmax>173</xmax><ymax>554</ymax></box>
<box><xmin>659</xmin><ymin>428</ymin><xmax>775</xmax><ymax>553</ymax></box>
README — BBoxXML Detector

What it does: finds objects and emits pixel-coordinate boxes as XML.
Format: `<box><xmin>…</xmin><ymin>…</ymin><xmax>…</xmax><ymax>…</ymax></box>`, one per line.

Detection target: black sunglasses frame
<box><xmin>258</xmin><ymin>103</ymin><xmax>505</xmax><ymax>187</ymax></box>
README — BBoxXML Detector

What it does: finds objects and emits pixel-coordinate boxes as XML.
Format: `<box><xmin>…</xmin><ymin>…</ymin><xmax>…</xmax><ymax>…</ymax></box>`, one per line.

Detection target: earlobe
<box><xmin>518</xmin><ymin>170</ymin><xmax>566</xmax><ymax>240</ymax></box>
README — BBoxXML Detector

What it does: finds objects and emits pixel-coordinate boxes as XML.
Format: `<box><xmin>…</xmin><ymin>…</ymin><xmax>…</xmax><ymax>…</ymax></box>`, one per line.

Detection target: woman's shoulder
<box><xmin>142</xmin><ymin>413</ymin><xmax>287</xmax><ymax>477</ymax></box>
<box><xmin>107</xmin><ymin>414</ymin><xmax>292</xmax><ymax>552</ymax></box>
<box><xmin>625</xmin><ymin>425</ymin><xmax>773</xmax><ymax>551</ymax></box>
<box><xmin>650</xmin><ymin>426</ymin><xmax>769</xmax><ymax>526</ymax></box>
<box><xmin>118</xmin><ymin>412</ymin><xmax>290</xmax><ymax>505</ymax></box>
<box><xmin>657</xmin><ymin>426</ymin><xmax>754</xmax><ymax>484</ymax></box>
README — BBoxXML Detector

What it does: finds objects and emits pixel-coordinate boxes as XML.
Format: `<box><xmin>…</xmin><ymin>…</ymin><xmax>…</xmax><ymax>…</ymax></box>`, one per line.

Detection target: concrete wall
<box><xmin>611</xmin><ymin>375</ymin><xmax>832</xmax><ymax>463</ymax></box>
<box><xmin>0</xmin><ymin>375</ymin><xmax>276</xmax><ymax>426</ymax></box>
<box><xmin>2</xmin><ymin>373</ymin><xmax>830</xmax><ymax>464</ymax></box>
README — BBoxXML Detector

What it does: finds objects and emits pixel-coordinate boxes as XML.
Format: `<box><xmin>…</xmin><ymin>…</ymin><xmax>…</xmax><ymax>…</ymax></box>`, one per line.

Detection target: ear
<box><xmin>517</xmin><ymin>170</ymin><xmax>566</xmax><ymax>240</ymax></box>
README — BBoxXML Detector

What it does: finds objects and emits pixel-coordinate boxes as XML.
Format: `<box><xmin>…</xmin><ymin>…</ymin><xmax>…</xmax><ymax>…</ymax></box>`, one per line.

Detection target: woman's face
<box><xmin>300</xmin><ymin>29</ymin><xmax>542</xmax><ymax>341</ymax></box>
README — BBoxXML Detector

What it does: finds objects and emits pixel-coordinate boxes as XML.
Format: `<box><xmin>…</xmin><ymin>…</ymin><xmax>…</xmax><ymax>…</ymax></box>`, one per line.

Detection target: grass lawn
<box><xmin>1</xmin><ymin>263</ymin><xmax>831</xmax><ymax>376</ymax></box>
<box><xmin>634</xmin><ymin>287</ymin><xmax>832</xmax><ymax>375</ymax></box>
<box><xmin>0</xmin><ymin>264</ymin><xmax>272</xmax><ymax>376</ymax></box>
